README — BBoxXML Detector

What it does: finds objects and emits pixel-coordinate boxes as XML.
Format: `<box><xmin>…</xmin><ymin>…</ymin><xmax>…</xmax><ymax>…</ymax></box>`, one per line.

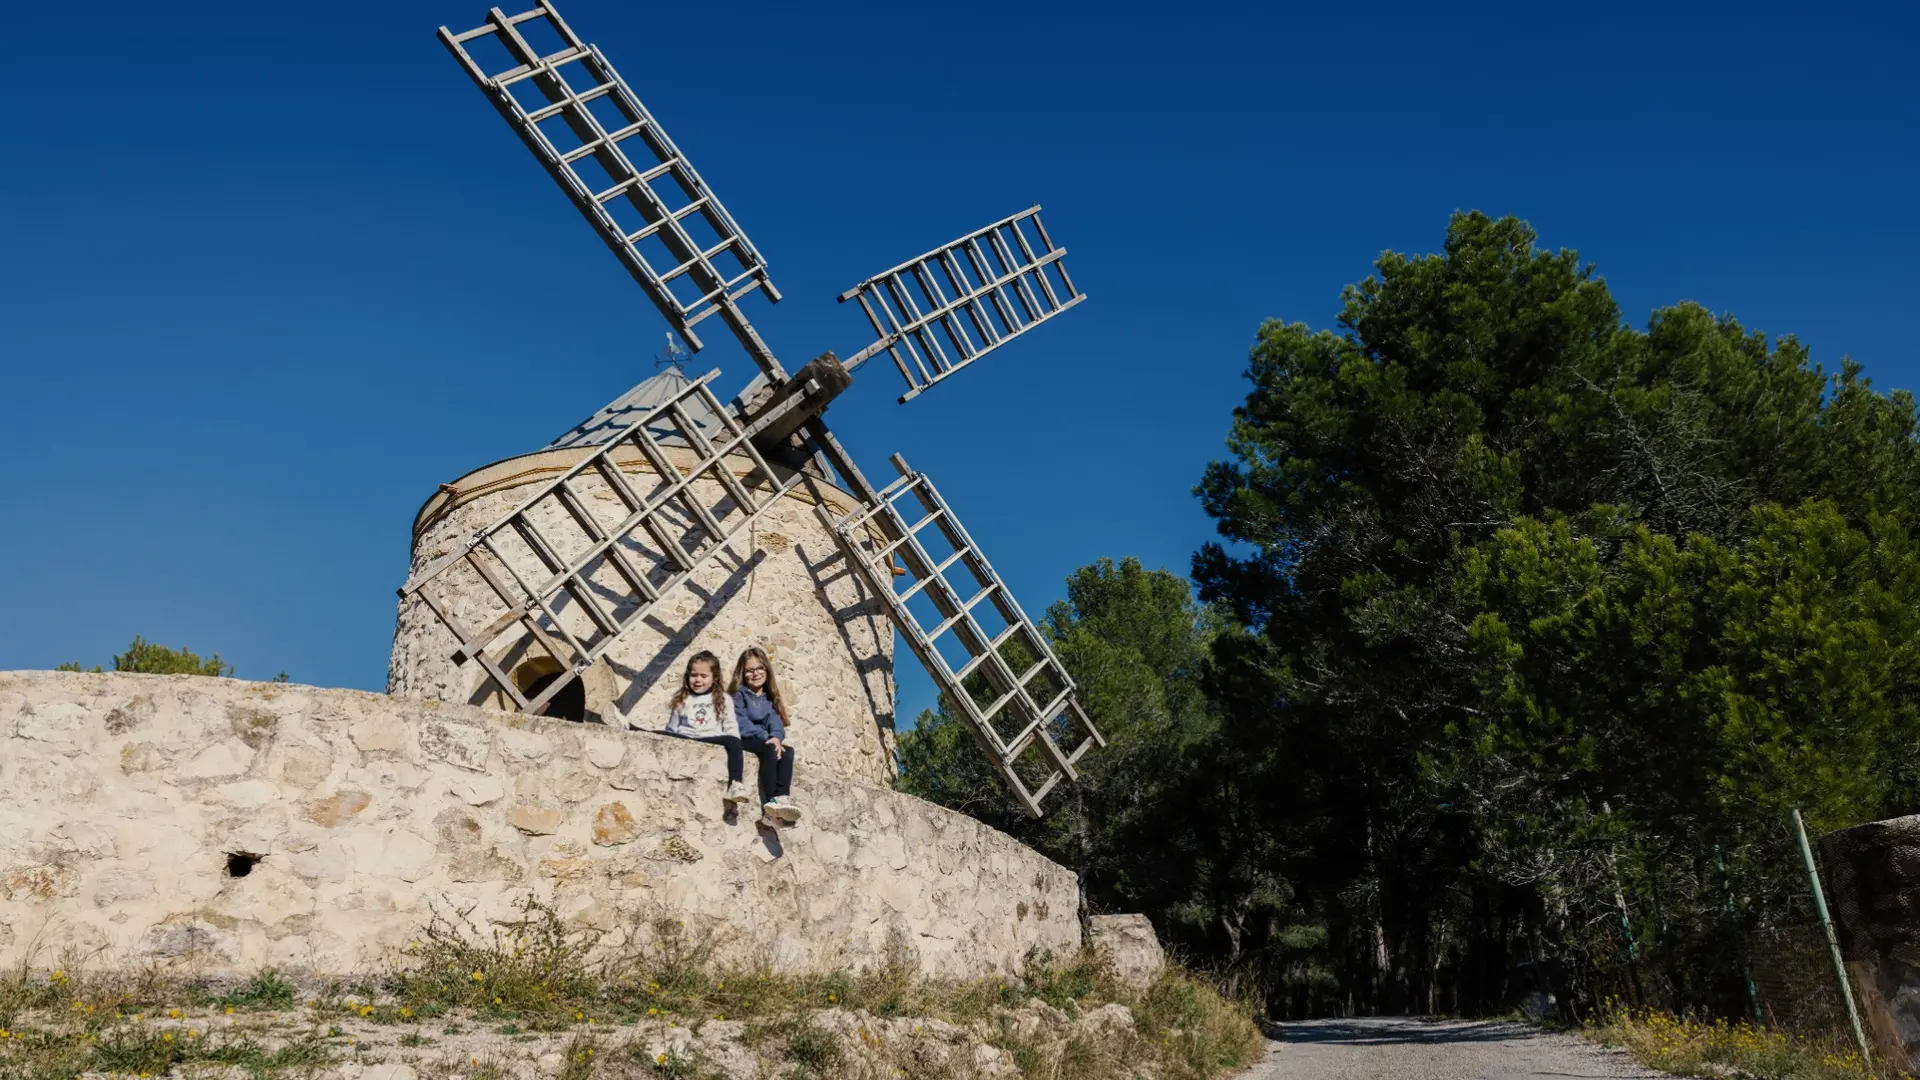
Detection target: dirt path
<box><xmin>1244</xmin><ymin>1016</ymin><xmax>1670</xmax><ymax>1080</ymax></box>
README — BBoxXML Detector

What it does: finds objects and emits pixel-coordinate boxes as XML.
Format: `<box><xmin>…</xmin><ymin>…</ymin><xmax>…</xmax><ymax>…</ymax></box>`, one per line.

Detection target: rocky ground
<box><xmin>0</xmin><ymin>941</ymin><xmax>1264</xmax><ymax>1080</ymax></box>
<box><xmin>1</xmin><ymin>995</ymin><xmax>1149</xmax><ymax>1079</ymax></box>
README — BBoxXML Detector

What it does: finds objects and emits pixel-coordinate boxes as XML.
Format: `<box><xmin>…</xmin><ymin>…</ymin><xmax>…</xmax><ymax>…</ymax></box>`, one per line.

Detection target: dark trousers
<box><xmin>679</xmin><ymin>734</ymin><xmax>742</xmax><ymax>782</ymax></box>
<box><xmin>743</xmin><ymin>736</ymin><xmax>794</xmax><ymax>801</ymax></box>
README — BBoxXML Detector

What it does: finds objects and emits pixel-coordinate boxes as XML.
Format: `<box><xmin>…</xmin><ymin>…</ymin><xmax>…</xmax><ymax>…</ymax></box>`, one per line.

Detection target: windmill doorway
<box><xmin>510</xmin><ymin>657</ymin><xmax>587</xmax><ymax>722</ymax></box>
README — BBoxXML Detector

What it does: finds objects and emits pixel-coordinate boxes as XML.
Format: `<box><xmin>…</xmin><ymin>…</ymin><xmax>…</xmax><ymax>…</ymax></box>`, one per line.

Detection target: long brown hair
<box><xmin>727</xmin><ymin>645</ymin><xmax>789</xmax><ymax>726</ymax></box>
<box><xmin>669</xmin><ymin>650</ymin><xmax>726</xmax><ymax>714</ymax></box>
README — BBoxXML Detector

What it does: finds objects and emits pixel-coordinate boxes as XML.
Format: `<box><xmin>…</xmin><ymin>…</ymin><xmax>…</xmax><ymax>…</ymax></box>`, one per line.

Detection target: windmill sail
<box><xmin>823</xmin><ymin>456</ymin><xmax>1105</xmax><ymax>816</ymax></box>
<box><xmin>440</xmin><ymin>1</ymin><xmax>784</xmax><ymax>376</ymax></box>
<box><xmin>841</xmin><ymin>206</ymin><xmax>1084</xmax><ymax>402</ymax></box>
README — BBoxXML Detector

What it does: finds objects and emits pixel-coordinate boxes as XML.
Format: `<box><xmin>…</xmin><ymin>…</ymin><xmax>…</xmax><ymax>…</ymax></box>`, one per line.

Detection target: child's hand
<box><xmin>769</xmin><ymin>738</ymin><xmax>785</xmax><ymax>759</ymax></box>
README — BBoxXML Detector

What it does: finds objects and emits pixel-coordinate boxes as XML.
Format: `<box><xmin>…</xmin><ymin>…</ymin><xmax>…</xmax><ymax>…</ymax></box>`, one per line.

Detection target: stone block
<box><xmin>12</xmin><ymin>701</ymin><xmax>88</xmax><ymax>752</ymax></box>
<box><xmin>2</xmin><ymin>864</ymin><xmax>79</xmax><ymax>902</ymax></box>
<box><xmin>211</xmin><ymin>780</ymin><xmax>280</xmax><ymax>810</ymax></box>
<box><xmin>450</xmin><ymin>775</ymin><xmax>504</xmax><ymax>805</ymax></box>
<box><xmin>421</xmin><ymin>719</ymin><xmax>490</xmax><ymax>772</ymax></box>
<box><xmin>586</xmin><ymin>737</ymin><xmax>626</xmax><ymax>770</ymax></box>
<box><xmin>139</xmin><ymin>919</ymin><xmax>234</xmax><ymax>960</ymax></box>
<box><xmin>348</xmin><ymin>719</ymin><xmax>404</xmax><ymax>754</ymax></box>
<box><xmin>1089</xmin><ymin>914</ymin><xmax>1167</xmax><ymax>990</ymax></box>
<box><xmin>179</xmin><ymin>741</ymin><xmax>255</xmax><ymax>781</ymax></box>
<box><xmin>348</xmin><ymin>827</ymin><xmax>437</xmax><ymax>883</ymax></box>
<box><xmin>120</xmin><ymin>741</ymin><xmax>168</xmax><ymax>773</ymax></box>
<box><xmin>509</xmin><ymin>804</ymin><xmax>564</xmax><ymax>835</ymax></box>
<box><xmin>593</xmin><ymin>802</ymin><xmax>640</xmax><ymax>846</ymax></box>
<box><xmin>449</xmin><ymin>848</ymin><xmax>523</xmax><ymax>884</ymax></box>
<box><xmin>651</xmin><ymin>835</ymin><xmax>703</xmax><ymax>863</ymax></box>
<box><xmin>498</xmin><ymin>728</ymin><xmax>553</xmax><ymax>764</ymax></box>
<box><xmin>277</xmin><ymin>747</ymin><xmax>333</xmax><ymax>791</ymax></box>
<box><xmin>92</xmin><ymin>868</ymin><xmax>154</xmax><ymax>908</ymax></box>
<box><xmin>434</xmin><ymin>807</ymin><xmax>483</xmax><ymax>846</ymax></box>
<box><xmin>305</xmin><ymin>790</ymin><xmax>372</xmax><ymax>827</ymax></box>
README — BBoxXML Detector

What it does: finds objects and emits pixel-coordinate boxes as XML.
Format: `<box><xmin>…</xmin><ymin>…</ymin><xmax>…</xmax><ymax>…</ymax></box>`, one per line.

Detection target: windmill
<box><xmin>406</xmin><ymin>0</ymin><xmax>1102</xmax><ymax>816</ymax></box>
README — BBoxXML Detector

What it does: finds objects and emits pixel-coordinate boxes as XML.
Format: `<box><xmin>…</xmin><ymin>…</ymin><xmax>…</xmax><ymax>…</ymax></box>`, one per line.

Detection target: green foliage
<box><xmin>219</xmin><ymin>969</ymin><xmax>297</xmax><ymax>1011</ymax></box>
<box><xmin>897</xmin><ymin>557</ymin><xmax>1311</xmax><ymax>978</ymax></box>
<box><xmin>1170</xmin><ymin>209</ymin><xmax>1920</xmax><ymax>1017</ymax></box>
<box><xmin>384</xmin><ymin>897</ymin><xmax>602</xmax><ymax>1024</ymax></box>
<box><xmin>1457</xmin><ymin>502</ymin><xmax>1920</xmax><ymax>839</ymax></box>
<box><xmin>57</xmin><ymin>635</ymin><xmax>236</xmax><ymax>677</ymax></box>
<box><xmin>781</xmin><ymin>1018</ymin><xmax>844</xmax><ymax>1074</ymax></box>
<box><xmin>556</xmin><ymin>1031</ymin><xmax>598</xmax><ymax>1080</ymax></box>
<box><xmin>1136</xmin><ymin>970</ymin><xmax>1269</xmax><ymax>1080</ymax></box>
<box><xmin>1018</xmin><ymin>948</ymin><xmax>1099</xmax><ymax>1011</ymax></box>
<box><xmin>113</xmin><ymin>635</ymin><xmax>233</xmax><ymax>676</ymax></box>
<box><xmin>913</xmin><ymin>211</ymin><xmax>1920</xmax><ymax>1024</ymax></box>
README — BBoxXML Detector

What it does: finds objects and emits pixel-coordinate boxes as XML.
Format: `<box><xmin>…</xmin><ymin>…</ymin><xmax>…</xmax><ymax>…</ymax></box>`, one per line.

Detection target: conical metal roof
<box><xmin>545</xmin><ymin>365</ymin><xmax>733</xmax><ymax>451</ymax></box>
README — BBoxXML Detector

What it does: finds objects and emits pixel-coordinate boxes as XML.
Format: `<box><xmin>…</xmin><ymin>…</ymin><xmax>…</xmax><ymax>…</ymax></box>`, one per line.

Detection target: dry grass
<box><xmin>0</xmin><ymin>900</ymin><xmax>1262</xmax><ymax>1079</ymax></box>
<box><xmin>1589</xmin><ymin>1003</ymin><xmax>1893</xmax><ymax>1080</ymax></box>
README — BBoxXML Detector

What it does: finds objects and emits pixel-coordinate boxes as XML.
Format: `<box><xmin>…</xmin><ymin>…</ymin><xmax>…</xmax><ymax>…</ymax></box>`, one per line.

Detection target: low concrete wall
<box><xmin>0</xmin><ymin>672</ymin><xmax>1078</xmax><ymax>977</ymax></box>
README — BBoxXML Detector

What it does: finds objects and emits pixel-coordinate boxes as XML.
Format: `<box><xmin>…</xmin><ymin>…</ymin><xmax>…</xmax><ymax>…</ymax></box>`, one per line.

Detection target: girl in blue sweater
<box><xmin>728</xmin><ymin>646</ymin><xmax>801</xmax><ymax>827</ymax></box>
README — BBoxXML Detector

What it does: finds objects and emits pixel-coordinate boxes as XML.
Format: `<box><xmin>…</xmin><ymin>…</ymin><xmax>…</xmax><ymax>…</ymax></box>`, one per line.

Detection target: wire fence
<box><xmin>1747</xmin><ymin>924</ymin><xmax>1852</xmax><ymax>1038</ymax></box>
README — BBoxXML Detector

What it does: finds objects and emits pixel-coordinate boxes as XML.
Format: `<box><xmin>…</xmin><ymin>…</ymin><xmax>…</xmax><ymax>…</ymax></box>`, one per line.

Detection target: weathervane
<box><xmin>406</xmin><ymin>0</ymin><xmax>1101</xmax><ymax>816</ymax></box>
<box><xmin>653</xmin><ymin>332</ymin><xmax>688</xmax><ymax>372</ymax></box>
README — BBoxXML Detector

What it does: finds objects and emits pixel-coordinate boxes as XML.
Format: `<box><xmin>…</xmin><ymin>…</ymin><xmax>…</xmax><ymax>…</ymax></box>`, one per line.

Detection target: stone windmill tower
<box><xmin>388</xmin><ymin>365</ymin><xmax>900</xmax><ymax>787</ymax></box>
<box><xmin>388</xmin><ymin>0</ymin><xmax>1104</xmax><ymax>815</ymax></box>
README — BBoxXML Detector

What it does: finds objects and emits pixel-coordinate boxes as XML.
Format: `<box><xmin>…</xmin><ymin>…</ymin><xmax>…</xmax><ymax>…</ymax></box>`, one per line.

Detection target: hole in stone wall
<box><xmin>225</xmin><ymin>851</ymin><xmax>265</xmax><ymax>878</ymax></box>
<box><xmin>511</xmin><ymin>656</ymin><xmax>590</xmax><ymax>722</ymax></box>
<box><xmin>524</xmin><ymin>670</ymin><xmax>587</xmax><ymax>722</ymax></box>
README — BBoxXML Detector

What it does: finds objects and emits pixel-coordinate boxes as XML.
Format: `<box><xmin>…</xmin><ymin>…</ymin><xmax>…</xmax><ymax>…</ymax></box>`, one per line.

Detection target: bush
<box><xmin>220</xmin><ymin>969</ymin><xmax>296</xmax><ymax>1010</ymax></box>
<box><xmin>384</xmin><ymin>896</ymin><xmax>602</xmax><ymax>1025</ymax></box>
<box><xmin>1137</xmin><ymin>969</ymin><xmax>1267</xmax><ymax>1080</ymax></box>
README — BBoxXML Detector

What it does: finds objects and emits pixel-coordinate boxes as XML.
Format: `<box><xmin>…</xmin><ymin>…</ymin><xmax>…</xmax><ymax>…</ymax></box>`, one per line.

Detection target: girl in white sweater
<box><xmin>653</xmin><ymin>650</ymin><xmax>750</xmax><ymax>805</ymax></box>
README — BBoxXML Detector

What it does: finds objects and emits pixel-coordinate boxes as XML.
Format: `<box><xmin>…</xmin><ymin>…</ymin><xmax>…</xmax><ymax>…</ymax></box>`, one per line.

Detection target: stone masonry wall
<box><xmin>389</xmin><ymin>447</ymin><xmax>898</xmax><ymax>787</ymax></box>
<box><xmin>0</xmin><ymin>672</ymin><xmax>1079</xmax><ymax>978</ymax></box>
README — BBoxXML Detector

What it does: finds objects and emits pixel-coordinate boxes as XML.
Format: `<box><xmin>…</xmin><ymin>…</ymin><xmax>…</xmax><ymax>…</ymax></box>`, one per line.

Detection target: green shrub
<box><xmin>220</xmin><ymin>969</ymin><xmax>296</xmax><ymax>1010</ymax></box>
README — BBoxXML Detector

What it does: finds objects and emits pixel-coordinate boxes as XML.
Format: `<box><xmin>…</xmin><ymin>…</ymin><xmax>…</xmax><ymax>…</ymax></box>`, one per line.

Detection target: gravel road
<box><xmin>1243</xmin><ymin>1016</ymin><xmax>1671</xmax><ymax>1079</ymax></box>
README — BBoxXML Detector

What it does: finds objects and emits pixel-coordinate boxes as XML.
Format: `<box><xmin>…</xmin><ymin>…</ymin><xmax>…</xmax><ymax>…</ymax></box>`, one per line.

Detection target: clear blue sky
<box><xmin>3</xmin><ymin>3</ymin><xmax>1915</xmax><ymax>724</ymax></box>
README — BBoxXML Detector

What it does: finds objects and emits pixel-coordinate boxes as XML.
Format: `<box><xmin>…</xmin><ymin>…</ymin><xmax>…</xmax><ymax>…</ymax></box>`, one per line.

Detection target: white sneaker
<box><xmin>724</xmin><ymin>780</ymin><xmax>751</xmax><ymax>805</ymax></box>
<box><xmin>758</xmin><ymin>810</ymin><xmax>779</xmax><ymax>829</ymax></box>
<box><xmin>765</xmin><ymin>796</ymin><xmax>802</xmax><ymax>825</ymax></box>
